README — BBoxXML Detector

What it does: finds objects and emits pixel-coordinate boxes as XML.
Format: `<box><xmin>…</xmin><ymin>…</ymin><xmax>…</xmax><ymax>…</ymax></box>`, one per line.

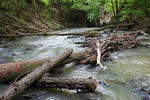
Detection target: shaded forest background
<box><xmin>0</xmin><ymin>0</ymin><xmax>150</xmax><ymax>36</ymax></box>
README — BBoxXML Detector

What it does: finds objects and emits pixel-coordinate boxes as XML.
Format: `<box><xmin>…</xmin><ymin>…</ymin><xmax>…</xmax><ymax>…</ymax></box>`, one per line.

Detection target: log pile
<box><xmin>79</xmin><ymin>31</ymin><xmax>146</xmax><ymax>68</ymax></box>
<box><xmin>0</xmin><ymin>48</ymin><xmax>73</xmax><ymax>100</ymax></box>
<box><xmin>0</xmin><ymin>49</ymin><xmax>98</xmax><ymax>100</ymax></box>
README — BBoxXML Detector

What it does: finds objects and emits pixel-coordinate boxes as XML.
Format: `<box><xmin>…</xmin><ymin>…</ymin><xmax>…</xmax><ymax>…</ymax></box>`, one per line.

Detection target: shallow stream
<box><xmin>0</xmin><ymin>28</ymin><xmax>150</xmax><ymax>100</ymax></box>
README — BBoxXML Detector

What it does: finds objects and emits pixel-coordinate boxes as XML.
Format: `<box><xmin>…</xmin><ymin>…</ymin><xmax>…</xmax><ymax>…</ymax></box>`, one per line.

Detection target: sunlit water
<box><xmin>0</xmin><ymin>28</ymin><xmax>150</xmax><ymax>100</ymax></box>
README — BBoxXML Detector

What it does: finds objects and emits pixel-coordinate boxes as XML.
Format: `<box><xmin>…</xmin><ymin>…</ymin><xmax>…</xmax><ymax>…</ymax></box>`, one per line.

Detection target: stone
<box><xmin>86</xmin><ymin>31</ymin><xmax>101</xmax><ymax>38</ymax></box>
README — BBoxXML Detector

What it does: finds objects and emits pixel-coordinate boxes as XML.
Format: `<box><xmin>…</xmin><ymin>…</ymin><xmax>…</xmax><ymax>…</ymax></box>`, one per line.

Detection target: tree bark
<box><xmin>0</xmin><ymin>48</ymin><xmax>73</xmax><ymax>100</ymax></box>
<box><xmin>111</xmin><ymin>0</ymin><xmax>116</xmax><ymax>17</ymax></box>
<box><xmin>35</xmin><ymin>77</ymin><xmax>98</xmax><ymax>91</ymax></box>
<box><xmin>0</xmin><ymin>0</ymin><xmax>3</xmax><ymax>7</ymax></box>
<box><xmin>115</xmin><ymin>0</ymin><xmax>119</xmax><ymax>21</ymax></box>
<box><xmin>0</xmin><ymin>50</ymin><xmax>90</xmax><ymax>83</ymax></box>
<box><xmin>144</xmin><ymin>0</ymin><xmax>149</xmax><ymax>16</ymax></box>
<box><xmin>33</xmin><ymin>0</ymin><xmax>37</xmax><ymax>18</ymax></box>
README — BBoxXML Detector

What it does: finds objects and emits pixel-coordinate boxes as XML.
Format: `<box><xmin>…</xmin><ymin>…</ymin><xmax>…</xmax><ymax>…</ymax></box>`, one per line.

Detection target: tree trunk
<box><xmin>0</xmin><ymin>0</ymin><xmax>3</xmax><ymax>7</ymax></box>
<box><xmin>33</xmin><ymin>0</ymin><xmax>37</xmax><ymax>18</ymax></box>
<box><xmin>35</xmin><ymin>77</ymin><xmax>98</xmax><ymax>91</ymax></box>
<box><xmin>0</xmin><ymin>50</ymin><xmax>90</xmax><ymax>83</ymax></box>
<box><xmin>144</xmin><ymin>0</ymin><xmax>148</xmax><ymax>16</ymax></box>
<box><xmin>0</xmin><ymin>48</ymin><xmax>73</xmax><ymax>100</ymax></box>
<box><xmin>111</xmin><ymin>0</ymin><xmax>116</xmax><ymax>17</ymax></box>
<box><xmin>115</xmin><ymin>0</ymin><xmax>119</xmax><ymax>21</ymax></box>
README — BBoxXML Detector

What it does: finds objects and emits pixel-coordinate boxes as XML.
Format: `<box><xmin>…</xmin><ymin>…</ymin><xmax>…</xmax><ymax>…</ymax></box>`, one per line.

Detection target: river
<box><xmin>0</xmin><ymin>28</ymin><xmax>150</xmax><ymax>100</ymax></box>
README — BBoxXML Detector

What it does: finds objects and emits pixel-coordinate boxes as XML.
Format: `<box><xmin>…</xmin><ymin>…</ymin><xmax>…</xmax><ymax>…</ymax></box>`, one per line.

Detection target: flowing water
<box><xmin>0</xmin><ymin>28</ymin><xmax>150</xmax><ymax>100</ymax></box>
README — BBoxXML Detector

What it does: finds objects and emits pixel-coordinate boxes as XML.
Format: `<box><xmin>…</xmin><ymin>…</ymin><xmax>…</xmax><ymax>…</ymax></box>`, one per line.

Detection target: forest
<box><xmin>0</xmin><ymin>0</ymin><xmax>150</xmax><ymax>100</ymax></box>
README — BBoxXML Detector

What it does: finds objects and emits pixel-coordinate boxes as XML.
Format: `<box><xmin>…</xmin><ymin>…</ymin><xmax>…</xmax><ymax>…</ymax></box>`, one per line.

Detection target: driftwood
<box><xmin>96</xmin><ymin>41</ymin><xmax>103</xmax><ymax>70</ymax></box>
<box><xmin>0</xmin><ymin>48</ymin><xmax>73</xmax><ymax>100</ymax></box>
<box><xmin>35</xmin><ymin>77</ymin><xmax>98</xmax><ymax>91</ymax></box>
<box><xmin>80</xmin><ymin>31</ymin><xmax>146</xmax><ymax>67</ymax></box>
<box><xmin>0</xmin><ymin>50</ymin><xmax>90</xmax><ymax>83</ymax></box>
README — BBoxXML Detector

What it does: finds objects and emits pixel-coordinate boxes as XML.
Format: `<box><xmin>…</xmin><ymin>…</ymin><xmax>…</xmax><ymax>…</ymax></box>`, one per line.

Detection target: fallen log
<box><xmin>80</xmin><ymin>23</ymin><xmax>134</xmax><ymax>35</ymax></box>
<box><xmin>0</xmin><ymin>33</ymin><xmax>83</xmax><ymax>38</ymax></box>
<box><xmin>0</xmin><ymin>48</ymin><xmax>73</xmax><ymax>100</ymax></box>
<box><xmin>35</xmin><ymin>77</ymin><xmax>98</xmax><ymax>92</ymax></box>
<box><xmin>93</xmin><ymin>23</ymin><xmax>134</xmax><ymax>31</ymax></box>
<box><xmin>0</xmin><ymin>50</ymin><xmax>89</xmax><ymax>83</ymax></box>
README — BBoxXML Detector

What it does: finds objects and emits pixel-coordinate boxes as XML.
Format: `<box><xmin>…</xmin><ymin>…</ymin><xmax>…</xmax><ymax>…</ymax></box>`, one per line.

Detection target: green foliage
<box><xmin>1</xmin><ymin>0</ymin><xmax>150</xmax><ymax>23</ymax></box>
<box><xmin>71</xmin><ymin>0</ymin><xmax>88</xmax><ymax>10</ymax></box>
<box><xmin>120</xmin><ymin>9</ymin><xmax>145</xmax><ymax>21</ymax></box>
<box><xmin>40</xmin><ymin>0</ymin><xmax>50</xmax><ymax>6</ymax></box>
<box><xmin>86</xmin><ymin>0</ymin><xmax>107</xmax><ymax>21</ymax></box>
<box><xmin>85</xmin><ymin>0</ymin><xmax>150</xmax><ymax>22</ymax></box>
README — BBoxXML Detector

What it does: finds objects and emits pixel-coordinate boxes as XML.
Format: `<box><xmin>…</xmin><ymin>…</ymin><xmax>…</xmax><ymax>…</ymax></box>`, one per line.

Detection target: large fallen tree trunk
<box><xmin>0</xmin><ymin>50</ymin><xmax>89</xmax><ymax>83</ymax></box>
<box><xmin>0</xmin><ymin>48</ymin><xmax>73</xmax><ymax>100</ymax></box>
<box><xmin>35</xmin><ymin>77</ymin><xmax>98</xmax><ymax>92</ymax></box>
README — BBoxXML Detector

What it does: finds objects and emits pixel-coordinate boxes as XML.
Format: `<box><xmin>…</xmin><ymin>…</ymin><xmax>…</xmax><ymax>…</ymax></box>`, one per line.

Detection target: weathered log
<box><xmin>80</xmin><ymin>23</ymin><xmax>134</xmax><ymax>35</ymax></box>
<box><xmin>0</xmin><ymin>48</ymin><xmax>73</xmax><ymax>100</ymax></box>
<box><xmin>0</xmin><ymin>50</ymin><xmax>90</xmax><ymax>83</ymax></box>
<box><xmin>35</xmin><ymin>77</ymin><xmax>98</xmax><ymax>92</ymax></box>
<box><xmin>0</xmin><ymin>33</ymin><xmax>83</xmax><ymax>38</ymax></box>
<box><xmin>93</xmin><ymin>23</ymin><xmax>134</xmax><ymax>31</ymax></box>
